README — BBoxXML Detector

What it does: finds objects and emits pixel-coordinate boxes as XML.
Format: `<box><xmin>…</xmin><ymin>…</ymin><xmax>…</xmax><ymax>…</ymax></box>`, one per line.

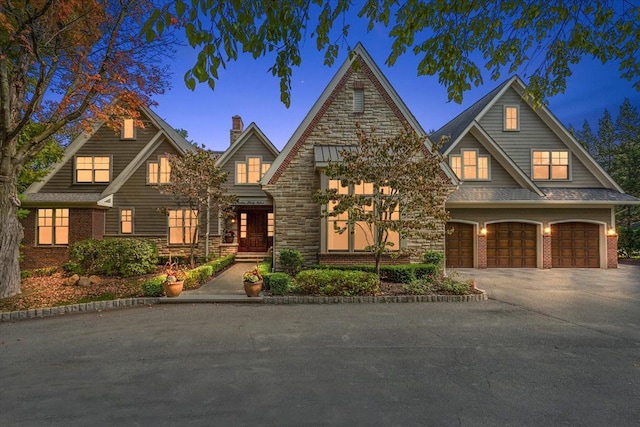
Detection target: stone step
<box><xmin>235</xmin><ymin>252</ymin><xmax>270</xmax><ymax>263</ymax></box>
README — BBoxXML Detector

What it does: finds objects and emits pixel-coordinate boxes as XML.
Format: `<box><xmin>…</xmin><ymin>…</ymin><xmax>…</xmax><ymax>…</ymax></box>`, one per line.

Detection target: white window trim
<box><xmin>449</xmin><ymin>149</ymin><xmax>491</xmax><ymax>181</ymax></box>
<box><xmin>531</xmin><ymin>149</ymin><xmax>571</xmax><ymax>181</ymax></box>
<box><xmin>121</xmin><ymin>118</ymin><xmax>136</xmax><ymax>140</ymax></box>
<box><xmin>235</xmin><ymin>156</ymin><xmax>271</xmax><ymax>185</ymax></box>
<box><xmin>74</xmin><ymin>155</ymin><xmax>112</xmax><ymax>184</ymax></box>
<box><xmin>503</xmin><ymin>105</ymin><xmax>520</xmax><ymax>131</ymax></box>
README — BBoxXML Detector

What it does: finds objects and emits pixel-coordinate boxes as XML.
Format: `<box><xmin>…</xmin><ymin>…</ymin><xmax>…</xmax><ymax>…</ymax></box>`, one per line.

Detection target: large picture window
<box><xmin>76</xmin><ymin>156</ymin><xmax>110</xmax><ymax>183</ymax></box>
<box><xmin>326</xmin><ymin>179</ymin><xmax>400</xmax><ymax>252</ymax></box>
<box><xmin>37</xmin><ymin>208</ymin><xmax>69</xmax><ymax>245</ymax></box>
<box><xmin>236</xmin><ymin>157</ymin><xmax>270</xmax><ymax>184</ymax></box>
<box><xmin>148</xmin><ymin>156</ymin><xmax>171</xmax><ymax>184</ymax></box>
<box><xmin>449</xmin><ymin>150</ymin><xmax>489</xmax><ymax>180</ymax></box>
<box><xmin>168</xmin><ymin>209</ymin><xmax>198</xmax><ymax>245</ymax></box>
<box><xmin>532</xmin><ymin>150</ymin><xmax>569</xmax><ymax>180</ymax></box>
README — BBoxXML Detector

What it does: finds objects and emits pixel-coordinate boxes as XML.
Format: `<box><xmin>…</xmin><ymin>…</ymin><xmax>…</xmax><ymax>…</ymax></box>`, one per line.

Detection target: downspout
<box><xmin>205</xmin><ymin>193</ymin><xmax>210</xmax><ymax>259</ymax></box>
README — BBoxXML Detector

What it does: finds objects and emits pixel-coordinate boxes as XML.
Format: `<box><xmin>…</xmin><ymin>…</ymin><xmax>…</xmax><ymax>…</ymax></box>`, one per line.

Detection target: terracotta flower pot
<box><xmin>163</xmin><ymin>280</ymin><xmax>184</xmax><ymax>297</ymax></box>
<box><xmin>243</xmin><ymin>280</ymin><xmax>263</xmax><ymax>297</ymax></box>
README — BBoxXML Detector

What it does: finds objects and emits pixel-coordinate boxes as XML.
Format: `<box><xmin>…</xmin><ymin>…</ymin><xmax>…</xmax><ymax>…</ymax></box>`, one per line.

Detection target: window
<box><xmin>267</xmin><ymin>212</ymin><xmax>274</xmax><ymax>237</ymax></box>
<box><xmin>147</xmin><ymin>156</ymin><xmax>171</xmax><ymax>184</ymax></box>
<box><xmin>168</xmin><ymin>209</ymin><xmax>198</xmax><ymax>245</ymax></box>
<box><xmin>236</xmin><ymin>157</ymin><xmax>270</xmax><ymax>184</ymax></box>
<box><xmin>239</xmin><ymin>213</ymin><xmax>247</xmax><ymax>238</ymax></box>
<box><xmin>120</xmin><ymin>209</ymin><xmax>133</xmax><ymax>234</ymax></box>
<box><xmin>353</xmin><ymin>88</ymin><xmax>364</xmax><ymax>113</ymax></box>
<box><xmin>37</xmin><ymin>208</ymin><xmax>69</xmax><ymax>245</ymax></box>
<box><xmin>122</xmin><ymin>118</ymin><xmax>135</xmax><ymax>139</ymax></box>
<box><xmin>532</xmin><ymin>150</ymin><xmax>569</xmax><ymax>180</ymax></box>
<box><xmin>504</xmin><ymin>105</ymin><xmax>519</xmax><ymax>131</ymax></box>
<box><xmin>326</xmin><ymin>179</ymin><xmax>399</xmax><ymax>252</ymax></box>
<box><xmin>449</xmin><ymin>150</ymin><xmax>489</xmax><ymax>180</ymax></box>
<box><xmin>75</xmin><ymin>156</ymin><xmax>110</xmax><ymax>183</ymax></box>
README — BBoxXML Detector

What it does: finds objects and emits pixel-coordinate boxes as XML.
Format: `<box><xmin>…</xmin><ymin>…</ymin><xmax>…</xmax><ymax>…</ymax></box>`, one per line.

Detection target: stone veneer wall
<box><xmin>263</xmin><ymin>58</ymin><xmax>446</xmax><ymax>271</ymax></box>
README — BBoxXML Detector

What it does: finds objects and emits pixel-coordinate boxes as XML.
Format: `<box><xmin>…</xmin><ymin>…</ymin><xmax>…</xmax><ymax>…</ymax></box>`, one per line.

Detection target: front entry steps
<box><xmin>235</xmin><ymin>252</ymin><xmax>270</xmax><ymax>263</ymax></box>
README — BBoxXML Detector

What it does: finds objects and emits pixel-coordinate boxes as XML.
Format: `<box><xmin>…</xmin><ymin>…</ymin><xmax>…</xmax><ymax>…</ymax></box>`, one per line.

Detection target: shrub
<box><xmin>618</xmin><ymin>226</ymin><xmax>640</xmax><ymax>257</ymax></box>
<box><xmin>141</xmin><ymin>277</ymin><xmax>164</xmax><ymax>297</ymax></box>
<box><xmin>68</xmin><ymin>238</ymin><xmax>158</xmax><ymax>277</ymax></box>
<box><xmin>269</xmin><ymin>273</ymin><xmax>293</xmax><ymax>295</ymax></box>
<box><xmin>295</xmin><ymin>269</ymin><xmax>379</xmax><ymax>296</ymax></box>
<box><xmin>279</xmin><ymin>248</ymin><xmax>303</xmax><ymax>276</ymax></box>
<box><xmin>422</xmin><ymin>251</ymin><xmax>445</xmax><ymax>268</ymax></box>
<box><xmin>403</xmin><ymin>279</ymin><xmax>433</xmax><ymax>295</ymax></box>
<box><xmin>313</xmin><ymin>263</ymin><xmax>437</xmax><ymax>284</ymax></box>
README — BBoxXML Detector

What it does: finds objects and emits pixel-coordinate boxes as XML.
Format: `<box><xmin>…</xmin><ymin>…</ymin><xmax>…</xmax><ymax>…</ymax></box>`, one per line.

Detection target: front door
<box><xmin>238</xmin><ymin>209</ymin><xmax>269</xmax><ymax>252</ymax></box>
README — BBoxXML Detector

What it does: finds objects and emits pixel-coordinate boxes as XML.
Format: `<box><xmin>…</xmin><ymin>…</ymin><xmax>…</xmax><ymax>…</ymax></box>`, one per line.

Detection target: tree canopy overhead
<box><xmin>147</xmin><ymin>0</ymin><xmax>640</xmax><ymax>107</ymax></box>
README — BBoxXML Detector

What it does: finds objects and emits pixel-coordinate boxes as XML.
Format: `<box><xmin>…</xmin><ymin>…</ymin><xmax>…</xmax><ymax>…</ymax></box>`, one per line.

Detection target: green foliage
<box><xmin>147</xmin><ymin>1</ymin><xmax>639</xmax><ymax>107</ymax></box>
<box><xmin>17</xmin><ymin>125</ymin><xmax>64</xmax><ymax>193</ymax></box>
<box><xmin>618</xmin><ymin>227</ymin><xmax>640</xmax><ymax>258</ymax></box>
<box><xmin>279</xmin><ymin>249</ymin><xmax>303</xmax><ymax>276</ymax></box>
<box><xmin>21</xmin><ymin>267</ymin><xmax>58</xmax><ymax>279</ymax></box>
<box><xmin>184</xmin><ymin>265</ymin><xmax>214</xmax><ymax>289</ymax></box>
<box><xmin>313</xmin><ymin>263</ymin><xmax>437</xmax><ymax>284</ymax></box>
<box><xmin>403</xmin><ymin>276</ymin><xmax>472</xmax><ymax>295</ymax></box>
<box><xmin>141</xmin><ymin>277</ymin><xmax>165</xmax><ymax>297</ymax></box>
<box><xmin>295</xmin><ymin>269</ymin><xmax>380</xmax><ymax>296</ymax></box>
<box><xmin>422</xmin><ymin>251</ymin><xmax>444</xmax><ymax>268</ymax></box>
<box><xmin>68</xmin><ymin>238</ymin><xmax>158</xmax><ymax>277</ymax></box>
<box><xmin>268</xmin><ymin>273</ymin><xmax>293</xmax><ymax>295</ymax></box>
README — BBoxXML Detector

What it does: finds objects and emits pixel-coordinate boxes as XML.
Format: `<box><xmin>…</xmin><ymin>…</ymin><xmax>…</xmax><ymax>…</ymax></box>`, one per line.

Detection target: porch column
<box><xmin>607</xmin><ymin>233</ymin><xmax>618</xmax><ymax>269</ymax></box>
<box><xmin>542</xmin><ymin>233</ymin><xmax>552</xmax><ymax>269</ymax></box>
<box><xmin>477</xmin><ymin>232</ymin><xmax>487</xmax><ymax>269</ymax></box>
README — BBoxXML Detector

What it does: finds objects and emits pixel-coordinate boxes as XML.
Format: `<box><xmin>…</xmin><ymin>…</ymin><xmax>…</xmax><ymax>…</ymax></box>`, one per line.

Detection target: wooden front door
<box><xmin>238</xmin><ymin>209</ymin><xmax>269</xmax><ymax>252</ymax></box>
<box><xmin>486</xmin><ymin>222</ymin><xmax>537</xmax><ymax>268</ymax></box>
<box><xmin>446</xmin><ymin>222</ymin><xmax>474</xmax><ymax>268</ymax></box>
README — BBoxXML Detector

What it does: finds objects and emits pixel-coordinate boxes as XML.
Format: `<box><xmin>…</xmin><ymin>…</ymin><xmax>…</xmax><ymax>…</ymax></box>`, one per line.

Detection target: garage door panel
<box><xmin>551</xmin><ymin>223</ymin><xmax>600</xmax><ymax>268</ymax></box>
<box><xmin>446</xmin><ymin>223</ymin><xmax>474</xmax><ymax>268</ymax></box>
<box><xmin>486</xmin><ymin>223</ymin><xmax>537</xmax><ymax>268</ymax></box>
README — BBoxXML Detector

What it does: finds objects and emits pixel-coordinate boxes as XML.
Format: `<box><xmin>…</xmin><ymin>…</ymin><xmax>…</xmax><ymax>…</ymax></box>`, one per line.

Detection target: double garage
<box><xmin>446</xmin><ymin>221</ymin><xmax>601</xmax><ymax>268</ymax></box>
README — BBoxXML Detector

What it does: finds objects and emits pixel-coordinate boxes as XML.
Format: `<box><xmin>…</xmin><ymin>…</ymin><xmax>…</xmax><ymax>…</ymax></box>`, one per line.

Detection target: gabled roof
<box><xmin>24</xmin><ymin>104</ymin><xmax>195</xmax><ymax>201</ymax></box>
<box><xmin>433</xmin><ymin>75</ymin><xmax>626</xmax><ymax>193</ymax></box>
<box><xmin>215</xmin><ymin>122</ymin><xmax>279</xmax><ymax>168</ymax></box>
<box><xmin>262</xmin><ymin>42</ymin><xmax>458</xmax><ymax>185</ymax></box>
<box><xmin>447</xmin><ymin>187</ymin><xmax>640</xmax><ymax>205</ymax></box>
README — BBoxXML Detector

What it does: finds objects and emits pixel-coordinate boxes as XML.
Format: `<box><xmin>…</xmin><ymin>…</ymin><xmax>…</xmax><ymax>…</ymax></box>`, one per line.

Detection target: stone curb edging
<box><xmin>0</xmin><ymin>298</ymin><xmax>160</xmax><ymax>322</ymax></box>
<box><xmin>263</xmin><ymin>292</ymin><xmax>487</xmax><ymax>304</ymax></box>
<box><xmin>1</xmin><ymin>291</ymin><xmax>487</xmax><ymax>322</ymax></box>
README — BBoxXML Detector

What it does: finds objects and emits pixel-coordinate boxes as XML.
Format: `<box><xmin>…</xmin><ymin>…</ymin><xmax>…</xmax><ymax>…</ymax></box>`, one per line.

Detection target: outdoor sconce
<box><xmin>480</xmin><ymin>228</ymin><xmax>487</xmax><ymax>236</ymax></box>
<box><xmin>607</xmin><ymin>228</ymin><xmax>617</xmax><ymax>236</ymax></box>
<box><xmin>231</xmin><ymin>218</ymin><xmax>236</xmax><ymax>224</ymax></box>
<box><xmin>543</xmin><ymin>226</ymin><xmax>551</xmax><ymax>235</ymax></box>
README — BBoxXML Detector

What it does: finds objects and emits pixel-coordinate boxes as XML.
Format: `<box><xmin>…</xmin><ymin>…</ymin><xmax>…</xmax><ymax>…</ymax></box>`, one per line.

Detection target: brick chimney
<box><xmin>230</xmin><ymin>115</ymin><xmax>244</xmax><ymax>145</ymax></box>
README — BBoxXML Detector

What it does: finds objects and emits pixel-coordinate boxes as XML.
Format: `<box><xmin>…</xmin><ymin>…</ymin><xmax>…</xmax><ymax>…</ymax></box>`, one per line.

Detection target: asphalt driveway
<box><xmin>1</xmin><ymin>265</ymin><xmax>639</xmax><ymax>426</ymax></box>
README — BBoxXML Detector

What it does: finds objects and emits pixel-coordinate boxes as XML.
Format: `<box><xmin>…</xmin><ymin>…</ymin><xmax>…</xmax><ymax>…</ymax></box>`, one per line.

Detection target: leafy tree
<box><xmin>158</xmin><ymin>147</ymin><xmax>237</xmax><ymax>267</ymax></box>
<box><xmin>0</xmin><ymin>0</ymin><xmax>174</xmax><ymax>298</ymax></box>
<box><xmin>613</xmin><ymin>99</ymin><xmax>640</xmax><ymax>227</ymax></box>
<box><xmin>313</xmin><ymin>125</ymin><xmax>451</xmax><ymax>275</ymax></box>
<box><xmin>147</xmin><ymin>0</ymin><xmax>640</xmax><ymax>107</ymax></box>
<box><xmin>597</xmin><ymin>110</ymin><xmax>617</xmax><ymax>175</ymax></box>
<box><xmin>17</xmin><ymin>123</ymin><xmax>64</xmax><ymax>194</ymax></box>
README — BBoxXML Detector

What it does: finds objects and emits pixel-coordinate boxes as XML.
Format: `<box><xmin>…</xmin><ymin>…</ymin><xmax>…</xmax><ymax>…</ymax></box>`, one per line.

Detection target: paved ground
<box><xmin>1</xmin><ymin>265</ymin><xmax>639</xmax><ymax>426</ymax></box>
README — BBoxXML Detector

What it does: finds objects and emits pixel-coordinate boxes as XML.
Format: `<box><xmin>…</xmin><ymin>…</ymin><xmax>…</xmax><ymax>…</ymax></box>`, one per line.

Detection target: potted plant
<box><xmin>223</xmin><ymin>229</ymin><xmax>235</xmax><ymax>243</ymax></box>
<box><xmin>242</xmin><ymin>267</ymin><xmax>263</xmax><ymax>297</ymax></box>
<box><xmin>163</xmin><ymin>261</ymin><xmax>185</xmax><ymax>297</ymax></box>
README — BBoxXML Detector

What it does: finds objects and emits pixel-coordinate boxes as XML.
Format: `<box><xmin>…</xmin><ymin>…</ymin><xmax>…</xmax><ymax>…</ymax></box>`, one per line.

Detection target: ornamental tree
<box><xmin>158</xmin><ymin>147</ymin><xmax>237</xmax><ymax>267</ymax></box>
<box><xmin>313</xmin><ymin>124</ymin><xmax>451</xmax><ymax>275</ymax></box>
<box><xmin>0</xmin><ymin>0</ymin><xmax>173</xmax><ymax>297</ymax></box>
<box><xmin>147</xmin><ymin>0</ymin><xmax>639</xmax><ymax>107</ymax></box>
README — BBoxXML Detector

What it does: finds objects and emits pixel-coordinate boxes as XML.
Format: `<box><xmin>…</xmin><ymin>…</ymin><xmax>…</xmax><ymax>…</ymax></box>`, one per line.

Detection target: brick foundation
<box><xmin>607</xmin><ymin>234</ymin><xmax>618</xmax><ymax>268</ymax></box>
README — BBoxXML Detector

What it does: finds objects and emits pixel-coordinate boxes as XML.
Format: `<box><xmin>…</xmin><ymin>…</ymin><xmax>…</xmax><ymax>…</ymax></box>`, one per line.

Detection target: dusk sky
<box><xmin>152</xmin><ymin>25</ymin><xmax>640</xmax><ymax>152</ymax></box>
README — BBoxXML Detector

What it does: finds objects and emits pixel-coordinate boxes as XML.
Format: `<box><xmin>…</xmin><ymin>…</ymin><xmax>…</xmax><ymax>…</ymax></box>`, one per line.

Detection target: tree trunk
<box><xmin>0</xmin><ymin>173</ymin><xmax>23</xmax><ymax>298</ymax></box>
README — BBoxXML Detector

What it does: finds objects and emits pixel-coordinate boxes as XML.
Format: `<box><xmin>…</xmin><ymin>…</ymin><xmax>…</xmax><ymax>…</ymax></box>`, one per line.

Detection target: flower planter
<box><xmin>163</xmin><ymin>280</ymin><xmax>184</xmax><ymax>297</ymax></box>
<box><xmin>243</xmin><ymin>280</ymin><xmax>263</xmax><ymax>297</ymax></box>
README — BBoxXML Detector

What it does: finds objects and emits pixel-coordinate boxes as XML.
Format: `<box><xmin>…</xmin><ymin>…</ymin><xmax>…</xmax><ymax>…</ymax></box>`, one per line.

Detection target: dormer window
<box><xmin>449</xmin><ymin>150</ymin><xmax>489</xmax><ymax>180</ymax></box>
<box><xmin>236</xmin><ymin>157</ymin><xmax>270</xmax><ymax>184</ymax></box>
<box><xmin>532</xmin><ymin>150</ymin><xmax>569</xmax><ymax>180</ymax></box>
<box><xmin>122</xmin><ymin>118</ymin><xmax>136</xmax><ymax>139</ymax></box>
<box><xmin>75</xmin><ymin>156</ymin><xmax>110</xmax><ymax>183</ymax></box>
<box><xmin>504</xmin><ymin>105</ymin><xmax>519</xmax><ymax>131</ymax></box>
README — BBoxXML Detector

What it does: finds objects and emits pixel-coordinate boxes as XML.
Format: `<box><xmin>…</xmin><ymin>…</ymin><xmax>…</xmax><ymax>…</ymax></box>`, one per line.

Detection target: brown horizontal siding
<box><xmin>221</xmin><ymin>133</ymin><xmax>278</xmax><ymax>198</ymax></box>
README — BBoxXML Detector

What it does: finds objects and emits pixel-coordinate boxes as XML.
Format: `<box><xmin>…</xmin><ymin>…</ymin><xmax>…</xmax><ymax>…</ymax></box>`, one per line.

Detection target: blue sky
<box><xmin>153</xmin><ymin>30</ymin><xmax>640</xmax><ymax>152</ymax></box>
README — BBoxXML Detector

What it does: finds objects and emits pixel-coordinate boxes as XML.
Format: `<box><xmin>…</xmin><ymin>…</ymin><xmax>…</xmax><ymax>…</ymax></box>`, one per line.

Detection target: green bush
<box><xmin>618</xmin><ymin>226</ymin><xmax>640</xmax><ymax>257</ymax></box>
<box><xmin>295</xmin><ymin>269</ymin><xmax>379</xmax><ymax>296</ymax></box>
<box><xmin>403</xmin><ymin>276</ymin><xmax>472</xmax><ymax>295</ymax></box>
<box><xmin>268</xmin><ymin>273</ymin><xmax>293</xmax><ymax>295</ymax></box>
<box><xmin>312</xmin><ymin>263</ymin><xmax>437</xmax><ymax>283</ymax></box>
<box><xmin>63</xmin><ymin>261</ymin><xmax>84</xmax><ymax>275</ymax></box>
<box><xmin>141</xmin><ymin>277</ymin><xmax>164</xmax><ymax>297</ymax></box>
<box><xmin>279</xmin><ymin>248</ymin><xmax>303</xmax><ymax>276</ymax></box>
<box><xmin>68</xmin><ymin>238</ymin><xmax>158</xmax><ymax>277</ymax></box>
<box><xmin>422</xmin><ymin>251</ymin><xmax>444</xmax><ymax>268</ymax></box>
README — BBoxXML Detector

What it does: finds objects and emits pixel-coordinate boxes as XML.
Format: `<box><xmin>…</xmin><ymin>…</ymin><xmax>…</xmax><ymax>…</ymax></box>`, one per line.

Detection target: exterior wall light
<box><xmin>543</xmin><ymin>226</ymin><xmax>551</xmax><ymax>235</ymax></box>
<box><xmin>480</xmin><ymin>228</ymin><xmax>487</xmax><ymax>236</ymax></box>
<box><xmin>607</xmin><ymin>228</ymin><xmax>617</xmax><ymax>236</ymax></box>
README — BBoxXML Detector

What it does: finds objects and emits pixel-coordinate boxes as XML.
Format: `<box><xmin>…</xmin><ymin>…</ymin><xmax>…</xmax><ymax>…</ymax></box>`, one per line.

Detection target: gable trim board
<box><xmin>262</xmin><ymin>42</ymin><xmax>458</xmax><ymax>186</ymax></box>
<box><xmin>216</xmin><ymin>122</ymin><xmax>279</xmax><ymax>168</ymax></box>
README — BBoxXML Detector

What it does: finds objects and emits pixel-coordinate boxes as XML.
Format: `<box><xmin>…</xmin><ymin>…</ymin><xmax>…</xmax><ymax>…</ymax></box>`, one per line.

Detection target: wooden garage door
<box><xmin>486</xmin><ymin>223</ymin><xmax>537</xmax><ymax>268</ymax></box>
<box><xmin>551</xmin><ymin>222</ymin><xmax>600</xmax><ymax>268</ymax></box>
<box><xmin>446</xmin><ymin>223</ymin><xmax>474</xmax><ymax>268</ymax></box>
